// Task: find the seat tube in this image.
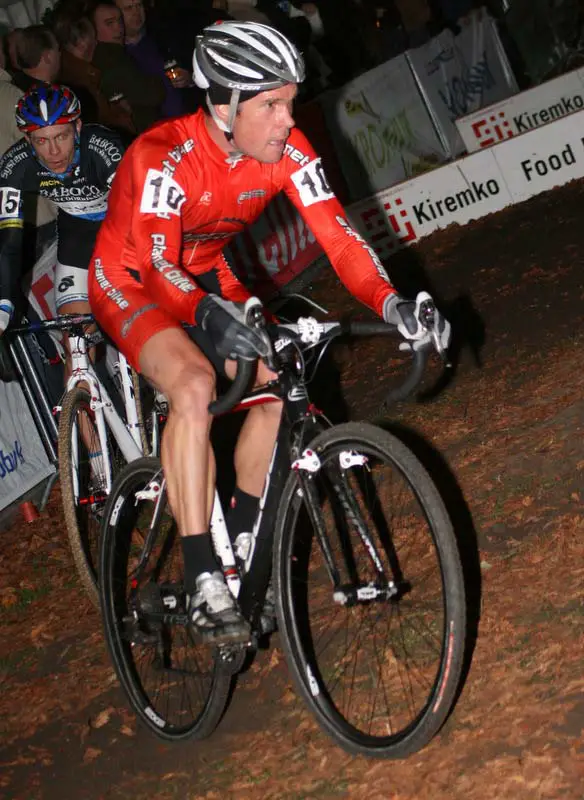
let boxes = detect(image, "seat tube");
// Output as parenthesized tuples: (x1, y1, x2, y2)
(210, 490, 240, 596)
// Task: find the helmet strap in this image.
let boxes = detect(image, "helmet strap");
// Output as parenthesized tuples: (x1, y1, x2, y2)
(206, 87, 241, 140)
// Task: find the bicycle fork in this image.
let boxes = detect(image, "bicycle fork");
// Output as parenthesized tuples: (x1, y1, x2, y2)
(292, 447, 400, 606)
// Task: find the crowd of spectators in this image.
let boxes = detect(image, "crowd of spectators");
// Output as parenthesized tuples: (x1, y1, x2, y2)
(0, 0, 494, 145)
(0, 0, 498, 253)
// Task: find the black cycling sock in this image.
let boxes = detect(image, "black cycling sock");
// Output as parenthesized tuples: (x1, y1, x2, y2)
(181, 533, 219, 596)
(226, 486, 260, 542)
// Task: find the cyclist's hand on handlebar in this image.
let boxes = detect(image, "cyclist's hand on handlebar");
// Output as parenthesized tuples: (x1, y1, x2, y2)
(195, 294, 270, 361)
(383, 291, 451, 354)
(0, 300, 14, 336)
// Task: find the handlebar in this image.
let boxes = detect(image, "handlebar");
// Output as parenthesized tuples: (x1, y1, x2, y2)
(343, 320, 431, 405)
(207, 305, 441, 417)
(208, 358, 256, 416)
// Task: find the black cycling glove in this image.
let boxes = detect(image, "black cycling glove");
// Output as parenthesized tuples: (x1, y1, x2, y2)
(195, 295, 269, 361)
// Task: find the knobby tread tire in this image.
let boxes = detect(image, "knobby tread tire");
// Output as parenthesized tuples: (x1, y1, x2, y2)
(58, 387, 107, 606)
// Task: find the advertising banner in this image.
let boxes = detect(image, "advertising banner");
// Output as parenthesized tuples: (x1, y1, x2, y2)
(347, 149, 511, 257)
(318, 55, 447, 202)
(407, 9, 518, 157)
(227, 193, 323, 296)
(0, 378, 55, 513)
(348, 108, 584, 253)
(456, 67, 584, 153)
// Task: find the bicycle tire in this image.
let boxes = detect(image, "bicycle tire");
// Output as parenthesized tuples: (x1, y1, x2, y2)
(274, 421, 466, 758)
(58, 387, 124, 606)
(131, 369, 164, 457)
(99, 457, 233, 740)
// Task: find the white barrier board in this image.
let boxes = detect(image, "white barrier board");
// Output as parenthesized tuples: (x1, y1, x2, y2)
(348, 107, 584, 253)
(0, 378, 55, 513)
(408, 11, 517, 157)
(456, 66, 584, 152)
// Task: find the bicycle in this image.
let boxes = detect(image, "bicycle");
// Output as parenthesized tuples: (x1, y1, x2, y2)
(98, 294, 466, 758)
(5, 313, 165, 606)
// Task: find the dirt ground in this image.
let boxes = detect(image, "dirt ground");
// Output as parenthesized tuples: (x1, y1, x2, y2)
(1, 176, 584, 800)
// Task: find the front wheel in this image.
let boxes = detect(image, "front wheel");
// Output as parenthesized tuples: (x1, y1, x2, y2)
(274, 422, 466, 758)
(99, 457, 233, 740)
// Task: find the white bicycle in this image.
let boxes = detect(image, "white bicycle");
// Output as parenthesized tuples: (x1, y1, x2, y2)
(8, 313, 165, 606)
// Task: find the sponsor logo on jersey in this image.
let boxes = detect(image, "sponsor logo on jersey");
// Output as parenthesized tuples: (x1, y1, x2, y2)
(0, 146, 28, 180)
(158, 139, 195, 178)
(200, 191, 212, 204)
(150, 233, 198, 294)
(94, 258, 129, 309)
(183, 218, 246, 244)
(336, 215, 390, 283)
(121, 303, 158, 338)
(237, 189, 266, 203)
(43, 184, 104, 201)
(88, 134, 123, 165)
(284, 143, 311, 167)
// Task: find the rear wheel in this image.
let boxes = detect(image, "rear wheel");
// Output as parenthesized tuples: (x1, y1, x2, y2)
(58, 387, 123, 606)
(274, 422, 466, 758)
(99, 457, 233, 740)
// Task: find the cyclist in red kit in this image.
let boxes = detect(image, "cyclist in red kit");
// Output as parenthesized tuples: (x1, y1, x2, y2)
(88, 21, 451, 644)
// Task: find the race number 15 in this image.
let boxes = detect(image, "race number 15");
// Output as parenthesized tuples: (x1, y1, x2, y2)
(0, 188, 21, 218)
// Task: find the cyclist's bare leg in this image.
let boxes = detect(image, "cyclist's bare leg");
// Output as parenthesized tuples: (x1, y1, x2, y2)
(225, 359, 282, 496)
(138, 327, 216, 535)
(139, 328, 250, 643)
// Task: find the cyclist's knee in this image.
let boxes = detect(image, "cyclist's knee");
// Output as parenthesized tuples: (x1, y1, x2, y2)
(167, 363, 216, 421)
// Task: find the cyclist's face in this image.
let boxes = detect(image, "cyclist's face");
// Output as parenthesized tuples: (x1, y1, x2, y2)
(230, 84, 297, 163)
(28, 122, 79, 173)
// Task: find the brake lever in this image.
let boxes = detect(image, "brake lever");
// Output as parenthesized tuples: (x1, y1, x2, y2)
(418, 295, 452, 368)
(244, 297, 276, 371)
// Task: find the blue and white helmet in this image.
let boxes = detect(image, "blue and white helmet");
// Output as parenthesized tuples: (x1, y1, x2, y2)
(16, 84, 81, 133)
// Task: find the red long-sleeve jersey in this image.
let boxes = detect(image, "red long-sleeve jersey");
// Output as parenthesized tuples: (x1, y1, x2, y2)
(89, 108, 395, 368)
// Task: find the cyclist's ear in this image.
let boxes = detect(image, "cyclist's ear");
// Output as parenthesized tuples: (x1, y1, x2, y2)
(213, 104, 231, 126)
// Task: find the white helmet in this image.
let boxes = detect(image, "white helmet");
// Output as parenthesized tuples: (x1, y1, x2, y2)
(193, 21, 305, 135)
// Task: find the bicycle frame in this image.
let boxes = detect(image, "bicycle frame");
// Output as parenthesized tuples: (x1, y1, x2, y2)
(62, 331, 143, 495)
(127, 312, 429, 636)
